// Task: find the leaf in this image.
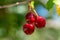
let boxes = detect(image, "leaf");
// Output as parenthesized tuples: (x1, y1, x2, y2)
(30, 1, 34, 8)
(46, 0, 54, 10)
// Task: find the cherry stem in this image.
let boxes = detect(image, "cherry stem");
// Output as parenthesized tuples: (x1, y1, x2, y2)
(32, 8, 38, 16)
(28, 2, 38, 17)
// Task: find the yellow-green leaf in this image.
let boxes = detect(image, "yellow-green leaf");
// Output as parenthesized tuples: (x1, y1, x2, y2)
(30, 1, 34, 8)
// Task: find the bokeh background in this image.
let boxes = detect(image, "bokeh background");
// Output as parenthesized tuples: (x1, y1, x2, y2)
(0, 0, 60, 40)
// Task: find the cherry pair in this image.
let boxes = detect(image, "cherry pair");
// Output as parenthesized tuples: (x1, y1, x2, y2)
(23, 11, 46, 35)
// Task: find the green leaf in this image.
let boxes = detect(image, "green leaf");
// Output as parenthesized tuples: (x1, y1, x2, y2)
(30, 1, 34, 8)
(46, 0, 54, 10)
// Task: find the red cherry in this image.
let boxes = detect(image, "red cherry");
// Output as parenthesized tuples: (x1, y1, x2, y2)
(25, 12, 35, 23)
(23, 23, 34, 35)
(35, 16, 46, 29)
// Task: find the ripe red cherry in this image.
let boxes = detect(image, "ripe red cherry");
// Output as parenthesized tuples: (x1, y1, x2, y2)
(25, 12, 35, 23)
(35, 16, 46, 29)
(23, 23, 34, 35)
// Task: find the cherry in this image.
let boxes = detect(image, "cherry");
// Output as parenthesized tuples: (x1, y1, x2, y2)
(25, 12, 35, 23)
(23, 23, 34, 35)
(35, 16, 46, 29)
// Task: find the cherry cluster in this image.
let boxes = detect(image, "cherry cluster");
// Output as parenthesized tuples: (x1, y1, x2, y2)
(23, 11, 46, 35)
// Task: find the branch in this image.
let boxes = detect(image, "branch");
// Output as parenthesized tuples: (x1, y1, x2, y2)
(0, 0, 32, 9)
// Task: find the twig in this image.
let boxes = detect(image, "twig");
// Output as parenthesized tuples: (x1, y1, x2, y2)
(0, 0, 32, 9)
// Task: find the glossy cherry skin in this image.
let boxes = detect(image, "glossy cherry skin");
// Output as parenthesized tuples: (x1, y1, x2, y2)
(25, 12, 35, 23)
(23, 23, 34, 35)
(35, 16, 46, 29)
